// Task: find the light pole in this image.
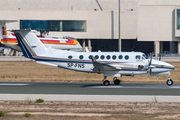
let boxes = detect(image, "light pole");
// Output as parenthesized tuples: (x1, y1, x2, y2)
(118, 0, 121, 52)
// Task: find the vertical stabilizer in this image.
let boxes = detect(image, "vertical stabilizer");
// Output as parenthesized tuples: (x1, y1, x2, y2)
(12, 30, 50, 58)
(0, 20, 18, 39)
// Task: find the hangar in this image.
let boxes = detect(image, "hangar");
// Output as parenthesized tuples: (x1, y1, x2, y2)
(0, 0, 180, 56)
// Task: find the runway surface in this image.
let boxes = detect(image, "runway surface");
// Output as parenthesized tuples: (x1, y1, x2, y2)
(1, 82, 180, 102)
(0, 82, 180, 95)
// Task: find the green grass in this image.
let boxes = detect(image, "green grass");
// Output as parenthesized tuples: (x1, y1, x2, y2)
(0, 111, 5, 117)
(24, 113, 31, 117)
(36, 98, 44, 103)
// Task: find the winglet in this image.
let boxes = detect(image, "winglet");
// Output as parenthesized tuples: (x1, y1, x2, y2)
(0, 20, 18, 38)
(0, 20, 18, 23)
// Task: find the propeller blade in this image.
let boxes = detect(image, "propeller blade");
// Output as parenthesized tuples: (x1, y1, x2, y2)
(159, 54, 161, 61)
(148, 71, 149, 80)
(149, 53, 152, 66)
(147, 53, 154, 80)
(147, 68, 152, 80)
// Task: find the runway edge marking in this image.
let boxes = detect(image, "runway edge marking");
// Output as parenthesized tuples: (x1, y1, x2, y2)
(0, 94, 180, 102)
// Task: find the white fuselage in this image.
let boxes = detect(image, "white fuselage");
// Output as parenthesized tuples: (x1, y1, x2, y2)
(12, 30, 175, 78)
(36, 51, 174, 77)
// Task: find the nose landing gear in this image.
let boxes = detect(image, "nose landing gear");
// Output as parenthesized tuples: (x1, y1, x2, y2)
(166, 72, 173, 86)
(166, 79, 173, 86)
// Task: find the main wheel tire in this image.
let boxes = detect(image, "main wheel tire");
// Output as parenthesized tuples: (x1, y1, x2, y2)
(166, 79, 173, 86)
(103, 80, 110, 86)
(114, 79, 120, 85)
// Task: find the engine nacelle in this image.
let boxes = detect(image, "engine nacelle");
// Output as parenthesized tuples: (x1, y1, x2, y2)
(151, 72, 169, 76)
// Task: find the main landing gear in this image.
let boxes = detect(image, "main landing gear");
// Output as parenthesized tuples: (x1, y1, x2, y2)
(102, 76, 121, 86)
(166, 72, 173, 86)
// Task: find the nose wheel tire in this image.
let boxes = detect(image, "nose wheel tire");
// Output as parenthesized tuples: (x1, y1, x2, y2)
(103, 80, 110, 86)
(166, 79, 173, 86)
(114, 79, 120, 85)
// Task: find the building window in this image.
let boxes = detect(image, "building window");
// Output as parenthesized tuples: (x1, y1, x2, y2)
(177, 9, 180, 29)
(20, 20, 86, 32)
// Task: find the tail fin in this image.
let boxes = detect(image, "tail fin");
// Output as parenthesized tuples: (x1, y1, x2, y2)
(11, 30, 50, 58)
(0, 20, 18, 39)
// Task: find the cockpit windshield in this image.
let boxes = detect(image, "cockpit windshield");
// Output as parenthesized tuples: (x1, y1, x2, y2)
(142, 54, 148, 59)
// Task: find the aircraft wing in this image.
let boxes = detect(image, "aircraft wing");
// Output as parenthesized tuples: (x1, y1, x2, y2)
(91, 55, 121, 71)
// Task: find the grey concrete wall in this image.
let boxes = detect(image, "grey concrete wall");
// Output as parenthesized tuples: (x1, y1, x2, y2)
(0, 10, 119, 39)
(0, 0, 118, 11)
(138, 0, 180, 41)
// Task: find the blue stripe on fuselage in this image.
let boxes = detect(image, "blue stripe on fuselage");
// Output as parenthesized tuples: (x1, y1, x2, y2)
(15, 33, 34, 58)
(35, 58, 173, 72)
(35, 58, 174, 70)
(155, 66, 174, 70)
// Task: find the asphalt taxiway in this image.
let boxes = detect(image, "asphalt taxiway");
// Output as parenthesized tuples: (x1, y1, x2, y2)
(0, 82, 180, 95)
(0, 82, 180, 102)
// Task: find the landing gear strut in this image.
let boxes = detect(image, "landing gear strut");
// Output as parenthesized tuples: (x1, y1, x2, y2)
(166, 72, 173, 86)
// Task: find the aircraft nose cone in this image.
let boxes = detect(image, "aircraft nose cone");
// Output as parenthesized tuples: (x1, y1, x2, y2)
(163, 62, 175, 71)
(169, 64, 175, 70)
(152, 59, 175, 71)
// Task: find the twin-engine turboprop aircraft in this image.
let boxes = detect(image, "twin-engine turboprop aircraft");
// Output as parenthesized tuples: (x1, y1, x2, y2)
(0, 20, 82, 53)
(12, 30, 175, 86)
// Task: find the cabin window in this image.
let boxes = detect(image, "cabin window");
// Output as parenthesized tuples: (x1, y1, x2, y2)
(142, 54, 148, 59)
(68, 55, 73, 59)
(101, 55, 105, 60)
(118, 55, 123, 59)
(95, 55, 99, 59)
(135, 55, 141, 60)
(89, 55, 92, 59)
(79, 55, 84, 59)
(112, 55, 116, 60)
(106, 55, 111, 60)
(125, 55, 129, 60)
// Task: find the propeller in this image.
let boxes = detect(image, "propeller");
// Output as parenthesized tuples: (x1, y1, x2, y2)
(147, 53, 153, 80)
(138, 53, 155, 79)
(159, 54, 161, 61)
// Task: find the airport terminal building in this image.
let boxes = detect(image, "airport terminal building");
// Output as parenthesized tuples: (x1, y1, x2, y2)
(1, 0, 180, 56)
